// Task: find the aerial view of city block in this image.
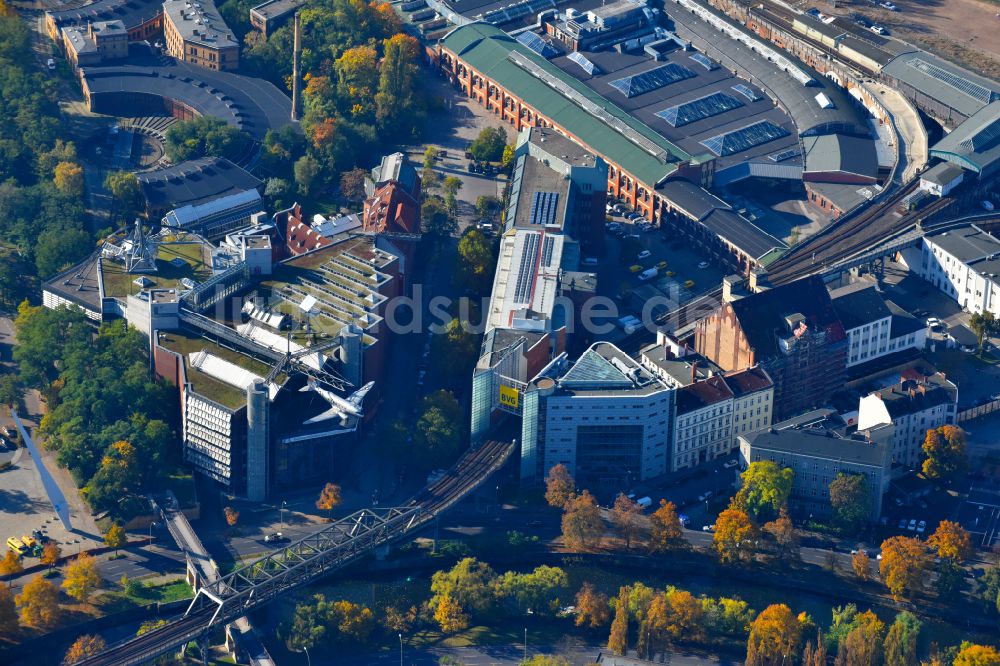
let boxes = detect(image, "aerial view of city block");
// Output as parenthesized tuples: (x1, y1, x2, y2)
(0, 0, 1000, 662)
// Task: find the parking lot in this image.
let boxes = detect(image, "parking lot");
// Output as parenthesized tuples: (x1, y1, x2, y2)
(957, 489, 1000, 552)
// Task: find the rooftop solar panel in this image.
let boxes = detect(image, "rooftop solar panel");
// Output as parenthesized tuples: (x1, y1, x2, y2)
(513, 233, 540, 304)
(567, 51, 601, 76)
(689, 53, 718, 71)
(516, 31, 561, 59)
(529, 191, 560, 226)
(609, 63, 696, 98)
(700, 120, 790, 156)
(656, 91, 743, 127)
(908, 57, 994, 105)
(541, 236, 555, 267)
(732, 83, 761, 102)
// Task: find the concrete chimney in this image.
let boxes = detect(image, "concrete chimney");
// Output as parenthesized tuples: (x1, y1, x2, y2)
(291, 12, 302, 122)
(690, 360, 698, 385)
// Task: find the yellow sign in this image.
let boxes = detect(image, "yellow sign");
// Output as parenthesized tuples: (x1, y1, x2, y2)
(499, 384, 519, 409)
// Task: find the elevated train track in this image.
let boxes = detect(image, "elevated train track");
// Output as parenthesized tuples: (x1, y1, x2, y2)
(76, 438, 516, 666)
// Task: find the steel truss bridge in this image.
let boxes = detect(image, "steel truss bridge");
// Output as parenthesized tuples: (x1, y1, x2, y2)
(76, 438, 516, 666)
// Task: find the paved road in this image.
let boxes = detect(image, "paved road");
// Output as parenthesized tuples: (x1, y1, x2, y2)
(320, 643, 731, 666)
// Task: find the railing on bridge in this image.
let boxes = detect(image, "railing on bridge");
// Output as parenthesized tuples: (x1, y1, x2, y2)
(188, 506, 423, 627)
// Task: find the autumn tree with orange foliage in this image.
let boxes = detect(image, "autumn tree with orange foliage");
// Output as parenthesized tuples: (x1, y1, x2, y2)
(852, 550, 872, 582)
(544, 464, 575, 509)
(316, 483, 342, 521)
(922, 425, 967, 482)
(953, 642, 1000, 666)
(561, 490, 603, 551)
(574, 582, 610, 629)
(927, 520, 973, 563)
(63, 634, 107, 664)
(879, 536, 931, 600)
(224, 506, 240, 529)
(16, 575, 61, 630)
(713, 507, 758, 564)
(745, 604, 802, 666)
(610, 493, 642, 550)
(648, 499, 684, 553)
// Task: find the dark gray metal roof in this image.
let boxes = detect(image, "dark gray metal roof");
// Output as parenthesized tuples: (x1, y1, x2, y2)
(80, 59, 293, 141)
(883, 51, 1000, 119)
(702, 208, 784, 261)
(659, 179, 729, 220)
(925, 224, 1000, 262)
(920, 161, 965, 186)
(929, 101, 1000, 175)
(666, 0, 869, 137)
(46, 0, 161, 31)
(802, 134, 878, 178)
(139, 157, 262, 211)
(829, 283, 890, 330)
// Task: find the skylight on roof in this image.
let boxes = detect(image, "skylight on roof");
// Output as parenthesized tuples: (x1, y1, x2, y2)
(732, 83, 762, 102)
(609, 63, 696, 98)
(656, 92, 743, 127)
(700, 120, 790, 156)
(567, 51, 600, 76)
(689, 53, 718, 71)
(516, 31, 561, 59)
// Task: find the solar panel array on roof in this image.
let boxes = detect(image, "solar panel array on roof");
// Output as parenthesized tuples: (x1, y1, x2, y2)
(732, 83, 761, 102)
(656, 91, 743, 127)
(567, 51, 601, 75)
(908, 57, 994, 105)
(529, 191, 560, 226)
(513, 233, 541, 304)
(541, 236, 556, 267)
(516, 31, 561, 59)
(689, 53, 718, 71)
(700, 120, 790, 156)
(768, 148, 801, 162)
(609, 63, 696, 98)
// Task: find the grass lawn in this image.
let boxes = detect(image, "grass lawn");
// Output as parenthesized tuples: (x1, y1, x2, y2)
(97, 579, 193, 614)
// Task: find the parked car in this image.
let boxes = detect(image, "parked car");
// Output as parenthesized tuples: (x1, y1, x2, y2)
(582, 257, 599, 267)
(629, 264, 643, 273)
(702, 524, 715, 532)
(898, 519, 907, 529)
(637, 250, 652, 260)
(656, 260, 668, 270)
(880, 1, 897, 10)
(678, 514, 690, 527)
(263, 532, 288, 543)
(47, 58, 56, 70)
(723, 459, 739, 469)
(907, 519, 917, 531)
(698, 261, 710, 269)
(870, 24, 887, 34)
(916, 520, 926, 534)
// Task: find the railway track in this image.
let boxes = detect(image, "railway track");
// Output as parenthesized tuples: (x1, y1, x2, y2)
(74, 439, 516, 666)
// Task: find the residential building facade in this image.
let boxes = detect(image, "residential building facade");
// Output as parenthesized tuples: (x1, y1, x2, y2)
(163, 0, 240, 71)
(916, 225, 1000, 316)
(739, 409, 893, 521)
(856, 373, 958, 468)
(672, 376, 733, 471)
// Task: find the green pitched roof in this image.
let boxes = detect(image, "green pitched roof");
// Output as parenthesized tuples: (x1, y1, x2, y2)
(441, 23, 691, 187)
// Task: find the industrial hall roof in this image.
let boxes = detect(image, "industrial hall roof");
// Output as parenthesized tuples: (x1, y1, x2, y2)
(440, 22, 693, 188)
(139, 157, 262, 212)
(929, 101, 1000, 175)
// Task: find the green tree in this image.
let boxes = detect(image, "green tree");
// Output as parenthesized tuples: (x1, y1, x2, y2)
(921, 425, 967, 482)
(0, 373, 21, 408)
(475, 195, 500, 221)
(283, 596, 326, 652)
(468, 127, 507, 162)
(375, 34, 424, 136)
(103, 523, 126, 554)
(104, 170, 141, 218)
(701, 597, 754, 637)
(977, 564, 1000, 615)
(456, 229, 494, 294)
(495, 565, 568, 615)
(294, 154, 321, 196)
(735, 461, 793, 521)
(415, 390, 463, 466)
(969, 311, 998, 356)
(53, 162, 84, 197)
(164, 116, 249, 162)
(430, 558, 496, 616)
(422, 197, 457, 239)
(34, 224, 92, 278)
(883, 611, 921, 666)
(441, 176, 462, 215)
(828, 473, 872, 534)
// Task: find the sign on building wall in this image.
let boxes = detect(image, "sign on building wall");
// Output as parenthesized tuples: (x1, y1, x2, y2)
(499, 384, 520, 410)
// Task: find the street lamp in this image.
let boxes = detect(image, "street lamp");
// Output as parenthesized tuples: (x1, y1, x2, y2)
(398, 633, 403, 666)
(148, 521, 158, 541)
(280, 501, 287, 529)
(523, 627, 527, 663)
(301, 646, 311, 666)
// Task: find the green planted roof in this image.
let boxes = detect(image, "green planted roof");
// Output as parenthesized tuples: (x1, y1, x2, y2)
(442, 23, 692, 187)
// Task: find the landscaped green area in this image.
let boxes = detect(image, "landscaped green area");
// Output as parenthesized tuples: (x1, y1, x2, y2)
(100, 240, 211, 299)
(157, 329, 281, 409)
(97, 579, 193, 615)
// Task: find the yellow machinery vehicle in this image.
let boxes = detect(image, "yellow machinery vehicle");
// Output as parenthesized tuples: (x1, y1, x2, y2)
(6, 537, 27, 556)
